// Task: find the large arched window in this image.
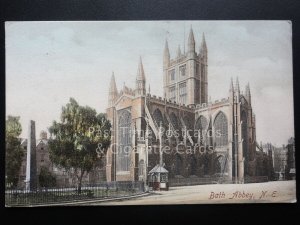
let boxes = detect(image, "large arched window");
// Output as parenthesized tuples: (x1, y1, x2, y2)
(117, 109, 131, 172)
(170, 112, 180, 130)
(169, 112, 181, 141)
(195, 116, 208, 144)
(138, 160, 145, 176)
(214, 112, 228, 147)
(241, 110, 248, 172)
(183, 116, 193, 130)
(153, 108, 164, 127)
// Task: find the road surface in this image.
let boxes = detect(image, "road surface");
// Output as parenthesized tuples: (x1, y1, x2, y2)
(80, 180, 296, 205)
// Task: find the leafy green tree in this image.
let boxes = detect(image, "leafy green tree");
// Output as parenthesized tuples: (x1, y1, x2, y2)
(5, 116, 24, 188)
(39, 166, 56, 188)
(48, 98, 111, 193)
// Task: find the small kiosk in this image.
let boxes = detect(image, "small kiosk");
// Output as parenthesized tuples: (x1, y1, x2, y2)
(148, 164, 169, 191)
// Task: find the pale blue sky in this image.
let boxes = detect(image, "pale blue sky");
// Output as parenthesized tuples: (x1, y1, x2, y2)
(6, 21, 294, 146)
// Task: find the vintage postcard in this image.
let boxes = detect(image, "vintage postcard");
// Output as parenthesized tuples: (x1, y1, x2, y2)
(5, 21, 296, 206)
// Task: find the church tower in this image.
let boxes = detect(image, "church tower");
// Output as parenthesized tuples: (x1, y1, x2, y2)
(163, 27, 208, 106)
(135, 57, 146, 96)
(108, 72, 118, 107)
(199, 33, 208, 104)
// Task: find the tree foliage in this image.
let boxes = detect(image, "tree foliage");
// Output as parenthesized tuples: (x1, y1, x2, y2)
(5, 116, 24, 188)
(48, 98, 111, 192)
(39, 166, 56, 188)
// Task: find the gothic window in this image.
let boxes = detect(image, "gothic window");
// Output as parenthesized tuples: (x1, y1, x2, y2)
(214, 112, 228, 147)
(195, 116, 208, 130)
(183, 116, 192, 130)
(241, 96, 247, 106)
(153, 108, 164, 127)
(241, 110, 248, 170)
(195, 116, 208, 144)
(138, 160, 145, 176)
(179, 82, 187, 104)
(179, 64, 186, 76)
(169, 86, 176, 102)
(170, 112, 180, 131)
(117, 109, 131, 172)
(169, 69, 175, 81)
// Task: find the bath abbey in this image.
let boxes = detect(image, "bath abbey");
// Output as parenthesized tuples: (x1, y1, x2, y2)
(106, 27, 257, 184)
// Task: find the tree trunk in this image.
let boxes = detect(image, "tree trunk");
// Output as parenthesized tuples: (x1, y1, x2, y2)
(77, 170, 85, 194)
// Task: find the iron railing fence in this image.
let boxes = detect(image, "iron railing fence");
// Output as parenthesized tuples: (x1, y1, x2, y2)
(244, 176, 269, 183)
(169, 176, 269, 186)
(169, 177, 222, 187)
(5, 181, 145, 207)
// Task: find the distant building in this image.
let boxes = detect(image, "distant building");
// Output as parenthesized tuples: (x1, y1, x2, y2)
(260, 141, 292, 181)
(286, 137, 295, 180)
(18, 131, 106, 188)
(259, 143, 276, 180)
(272, 145, 287, 180)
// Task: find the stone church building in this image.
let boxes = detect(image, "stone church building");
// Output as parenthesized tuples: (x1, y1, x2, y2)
(106, 27, 257, 184)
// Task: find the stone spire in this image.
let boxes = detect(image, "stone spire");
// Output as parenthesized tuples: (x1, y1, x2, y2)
(235, 77, 240, 100)
(201, 33, 207, 51)
(163, 39, 170, 68)
(229, 77, 234, 103)
(245, 82, 251, 105)
(200, 32, 207, 59)
(137, 56, 146, 81)
(235, 77, 240, 93)
(135, 56, 146, 96)
(108, 72, 118, 107)
(229, 77, 234, 92)
(177, 45, 182, 58)
(187, 26, 195, 54)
